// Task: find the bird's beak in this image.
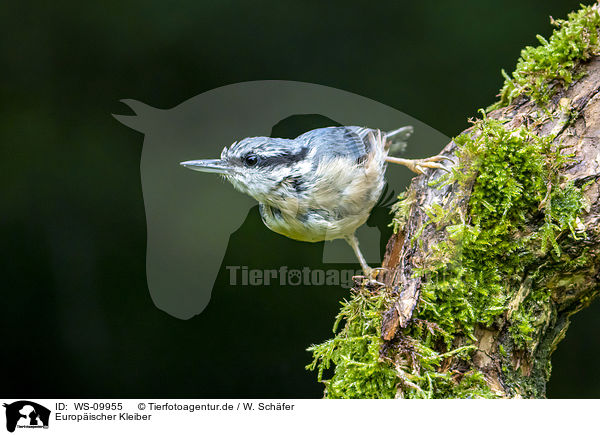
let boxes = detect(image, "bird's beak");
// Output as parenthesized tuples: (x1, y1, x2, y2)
(180, 159, 232, 174)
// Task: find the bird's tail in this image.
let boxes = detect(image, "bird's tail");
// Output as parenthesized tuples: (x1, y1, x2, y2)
(384, 126, 413, 155)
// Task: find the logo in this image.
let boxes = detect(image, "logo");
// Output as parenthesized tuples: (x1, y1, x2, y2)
(3, 401, 50, 432)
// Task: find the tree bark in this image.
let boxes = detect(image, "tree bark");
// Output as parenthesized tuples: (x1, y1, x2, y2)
(379, 52, 600, 397)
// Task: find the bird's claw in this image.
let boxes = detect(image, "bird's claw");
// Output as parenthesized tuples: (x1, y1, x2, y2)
(352, 267, 387, 289)
(386, 154, 455, 174)
(365, 267, 387, 279)
(412, 155, 454, 175)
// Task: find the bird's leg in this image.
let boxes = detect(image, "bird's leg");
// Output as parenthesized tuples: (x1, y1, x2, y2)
(385, 155, 453, 175)
(345, 233, 380, 280)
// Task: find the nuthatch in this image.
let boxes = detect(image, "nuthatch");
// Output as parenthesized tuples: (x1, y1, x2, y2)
(181, 126, 449, 276)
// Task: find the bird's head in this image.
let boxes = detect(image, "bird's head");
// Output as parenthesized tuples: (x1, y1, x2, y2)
(181, 137, 311, 201)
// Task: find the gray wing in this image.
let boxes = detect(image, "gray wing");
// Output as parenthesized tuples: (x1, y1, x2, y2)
(295, 126, 375, 164)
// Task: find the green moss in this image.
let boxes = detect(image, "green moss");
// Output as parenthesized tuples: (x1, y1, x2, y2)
(495, 336, 552, 397)
(418, 120, 535, 340)
(306, 287, 398, 399)
(409, 115, 583, 395)
(391, 323, 498, 399)
(421, 115, 582, 343)
(427, 371, 497, 399)
(489, 4, 600, 110)
(499, 344, 507, 357)
(508, 309, 537, 348)
(390, 188, 415, 234)
(307, 286, 497, 398)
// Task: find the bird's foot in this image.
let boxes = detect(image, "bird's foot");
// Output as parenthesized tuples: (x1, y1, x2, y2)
(353, 267, 387, 289)
(411, 155, 453, 175)
(369, 267, 387, 279)
(386, 155, 454, 175)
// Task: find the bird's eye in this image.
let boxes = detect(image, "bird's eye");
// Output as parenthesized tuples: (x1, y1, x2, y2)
(244, 153, 259, 167)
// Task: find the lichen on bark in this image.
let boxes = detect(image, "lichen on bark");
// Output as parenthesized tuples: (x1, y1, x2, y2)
(307, 2, 600, 398)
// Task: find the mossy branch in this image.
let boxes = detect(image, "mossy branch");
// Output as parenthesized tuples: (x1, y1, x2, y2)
(308, 2, 600, 398)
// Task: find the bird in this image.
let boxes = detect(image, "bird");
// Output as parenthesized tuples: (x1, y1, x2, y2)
(180, 126, 449, 277)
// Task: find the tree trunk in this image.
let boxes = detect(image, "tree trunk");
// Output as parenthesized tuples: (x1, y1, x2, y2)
(307, 2, 600, 398)
(379, 21, 600, 397)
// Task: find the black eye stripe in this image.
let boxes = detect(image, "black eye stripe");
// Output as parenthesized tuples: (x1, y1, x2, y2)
(238, 147, 309, 168)
(258, 147, 309, 168)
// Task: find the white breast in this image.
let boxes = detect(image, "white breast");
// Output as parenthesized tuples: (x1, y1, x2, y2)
(259, 131, 388, 242)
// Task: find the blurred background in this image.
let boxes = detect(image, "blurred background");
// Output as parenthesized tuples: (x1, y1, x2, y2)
(1, 0, 597, 398)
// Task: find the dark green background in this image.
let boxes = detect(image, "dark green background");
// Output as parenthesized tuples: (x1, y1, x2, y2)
(2, 0, 597, 398)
